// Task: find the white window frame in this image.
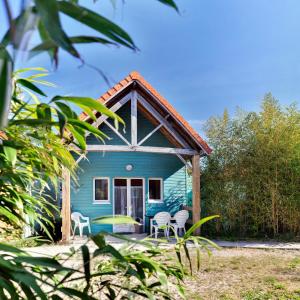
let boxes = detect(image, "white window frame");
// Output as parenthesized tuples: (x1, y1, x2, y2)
(148, 178, 163, 203)
(93, 177, 110, 204)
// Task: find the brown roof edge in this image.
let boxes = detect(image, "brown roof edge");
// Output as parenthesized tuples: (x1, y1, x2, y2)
(79, 71, 212, 155)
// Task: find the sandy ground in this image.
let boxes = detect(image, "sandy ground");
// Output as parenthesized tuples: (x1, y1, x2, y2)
(23, 235, 300, 257)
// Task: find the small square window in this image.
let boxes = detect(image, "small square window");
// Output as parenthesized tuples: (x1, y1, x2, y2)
(148, 178, 163, 202)
(94, 178, 110, 203)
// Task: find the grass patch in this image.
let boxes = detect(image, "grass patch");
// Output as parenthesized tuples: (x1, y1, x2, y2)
(185, 248, 300, 300)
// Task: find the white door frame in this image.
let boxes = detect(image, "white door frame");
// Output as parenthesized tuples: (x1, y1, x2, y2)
(113, 177, 145, 231)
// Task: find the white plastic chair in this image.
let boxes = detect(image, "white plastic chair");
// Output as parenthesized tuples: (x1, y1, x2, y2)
(151, 212, 171, 238)
(171, 210, 189, 236)
(71, 212, 91, 238)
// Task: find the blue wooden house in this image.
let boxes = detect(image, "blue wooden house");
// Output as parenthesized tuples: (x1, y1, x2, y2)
(61, 72, 212, 239)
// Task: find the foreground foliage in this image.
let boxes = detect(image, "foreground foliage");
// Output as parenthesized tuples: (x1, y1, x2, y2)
(0, 217, 218, 299)
(202, 93, 300, 238)
(0, 68, 121, 234)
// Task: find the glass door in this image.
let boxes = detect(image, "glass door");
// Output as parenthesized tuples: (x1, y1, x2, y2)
(113, 178, 144, 233)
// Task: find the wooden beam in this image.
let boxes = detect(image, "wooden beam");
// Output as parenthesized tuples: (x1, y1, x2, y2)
(103, 119, 130, 145)
(131, 90, 138, 146)
(76, 154, 85, 164)
(192, 154, 201, 235)
(61, 168, 71, 243)
(136, 82, 209, 154)
(176, 153, 192, 170)
(86, 93, 131, 138)
(138, 123, 163, 146)
(137, 95, 190, 149)
(85, 144, 197, 155)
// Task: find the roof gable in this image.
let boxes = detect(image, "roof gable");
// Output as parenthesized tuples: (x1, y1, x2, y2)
(80, 71, 212, 155)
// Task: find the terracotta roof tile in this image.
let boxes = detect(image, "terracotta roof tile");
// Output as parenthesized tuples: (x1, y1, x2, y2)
(79, 71, 212, 154)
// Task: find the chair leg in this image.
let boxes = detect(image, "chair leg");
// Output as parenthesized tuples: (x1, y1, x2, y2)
(79, 226, 83, 238)
(88, 224, 91, 235)
(154, 227, 158, 239)
(72, 225, 77, 239)
(164, 228, 168, 238)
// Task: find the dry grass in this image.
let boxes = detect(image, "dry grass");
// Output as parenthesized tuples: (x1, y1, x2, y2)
(184, 248, 300, 300)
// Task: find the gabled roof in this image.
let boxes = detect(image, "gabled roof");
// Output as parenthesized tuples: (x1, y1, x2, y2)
(80, 71, 212, 155)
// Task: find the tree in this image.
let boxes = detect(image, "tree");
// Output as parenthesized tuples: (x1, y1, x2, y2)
(202, 94, 300, 238)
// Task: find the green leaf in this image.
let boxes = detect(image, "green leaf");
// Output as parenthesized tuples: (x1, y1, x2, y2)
(58, 1, 137, 50)
(34, 0, 79, 58)
(0, 278, 18, 299)
(1, 7, 38, 49)
(30, 35, 117, 59)
(67, 124, 86, 150)
(55, 101, 77, 119)
(51, 96, 123, 126)
(14, 256, 66, 270)
(37, 20, 59, 66)
(158, 0, 179, 12)
(0, 46, 13, 129)
(93, 215, 138, 225)
(81, 245, 91, 286)
(68, 118, 108, 140)
(14, 67, 47, 75)
(9, 119, 58, 127)
(3, 146, 17, 166)
(56, 110, 67, 138)
(57, 287, 97, 300)
(36, 103, 52, 121)
(184, 215, 219, 238)
(0, 242, 26, 254)
(16, 79, 46, 96)
(91, 233, 106, 249)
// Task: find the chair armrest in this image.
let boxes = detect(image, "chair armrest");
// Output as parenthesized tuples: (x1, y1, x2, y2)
(80, 216, 90, 221)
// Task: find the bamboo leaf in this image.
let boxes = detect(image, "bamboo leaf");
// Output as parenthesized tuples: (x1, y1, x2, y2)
(16, 79, 46, 96)
(3, 146, 17, 166)
(93, 215, 138, 225)
(30, 35, 117, 59)
(184, 215, 219, 238)
(34, 0, 79, 58)
(158, 0, 179, 12)
(0, 46, 13, 129)
(81, 245, 91, 286)
(67, 118, 108, 140)
(58, 1, 137, 50)
(51, 96, 124, 126)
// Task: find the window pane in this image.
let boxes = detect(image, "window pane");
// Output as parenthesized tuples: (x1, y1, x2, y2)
(95, 179, 108, 201)
(149, 179, 161, 200)
(131, 179, 143, 187)
(114, 179, 127, 186)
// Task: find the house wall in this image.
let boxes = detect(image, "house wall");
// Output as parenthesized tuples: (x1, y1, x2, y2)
(71, 102, 192, 234)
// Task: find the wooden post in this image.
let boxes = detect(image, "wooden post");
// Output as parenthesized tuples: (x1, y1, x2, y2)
(131, 90, 137, 146)
(192, 154, 201, 235)
(61, 167, 71, 243)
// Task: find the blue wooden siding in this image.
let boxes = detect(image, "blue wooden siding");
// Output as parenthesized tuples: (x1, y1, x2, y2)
(71, 103, 192, 234)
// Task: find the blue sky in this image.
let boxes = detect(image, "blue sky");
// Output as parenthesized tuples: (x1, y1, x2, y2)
(7, 0, 300, 133)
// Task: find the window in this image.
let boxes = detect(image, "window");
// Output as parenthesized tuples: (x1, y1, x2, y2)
(148, 178, 163, 202)
(93, 178, 110, 203)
